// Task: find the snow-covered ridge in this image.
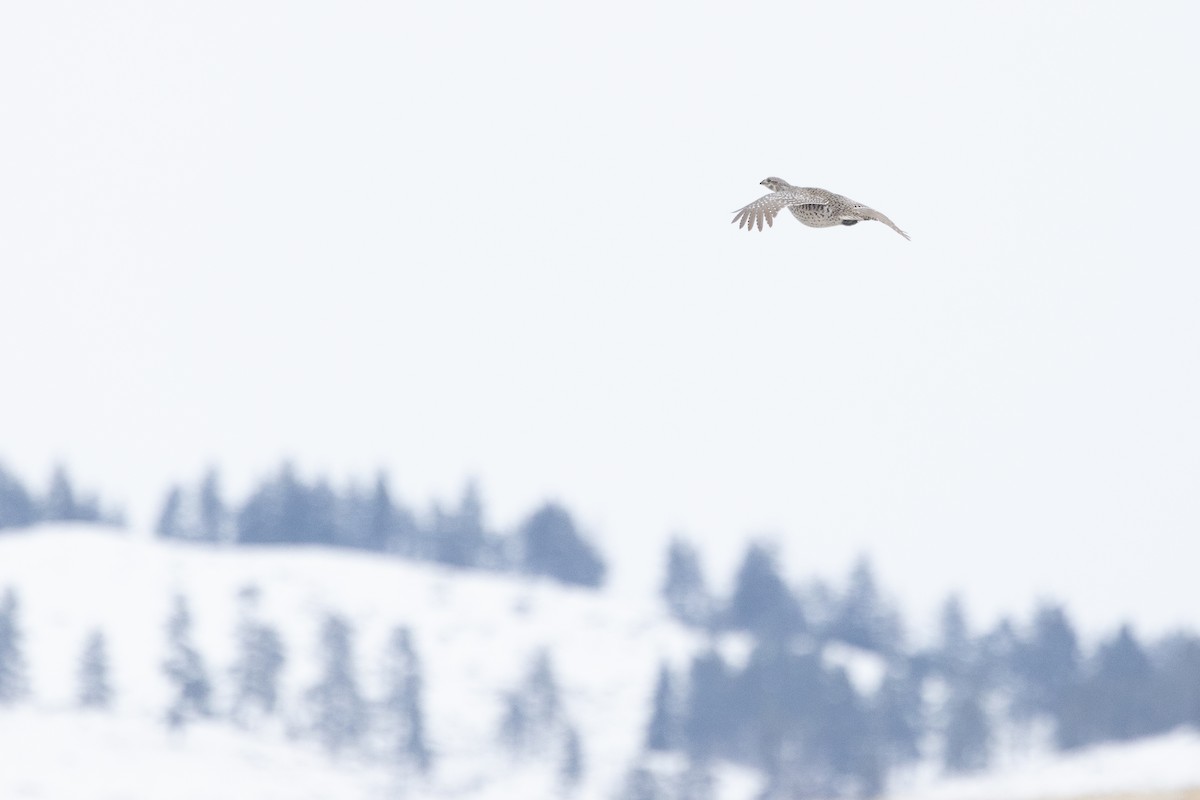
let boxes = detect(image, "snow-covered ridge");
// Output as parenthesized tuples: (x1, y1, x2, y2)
(0, 524, 703, 798)
(2, 525, 1199, 800)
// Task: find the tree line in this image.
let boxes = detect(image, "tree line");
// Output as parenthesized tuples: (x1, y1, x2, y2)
(636, 538, 1200, 798)
(0, 462, 121, 529)
(157, 465, 607, 589)
(0, 458, 606, 589)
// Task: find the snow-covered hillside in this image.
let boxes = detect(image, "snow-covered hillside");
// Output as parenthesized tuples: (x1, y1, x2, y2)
(0, 524, 722, 799)
(888, 728, 1200, 800)
(1, 525, 1198, 800)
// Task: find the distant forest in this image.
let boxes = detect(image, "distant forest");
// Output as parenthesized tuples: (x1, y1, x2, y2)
(0, 462, 122, 529)
(0, 460, 606, 588)
(2, 459, 1199, 798)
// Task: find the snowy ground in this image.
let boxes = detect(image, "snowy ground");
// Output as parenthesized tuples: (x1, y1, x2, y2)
(1, 525, 1198, 800)
(0, 525, 741, 799)
(888, 728, 1200, 800)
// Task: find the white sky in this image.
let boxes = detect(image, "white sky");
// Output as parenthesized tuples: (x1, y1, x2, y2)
(2, 2, 1199, 639)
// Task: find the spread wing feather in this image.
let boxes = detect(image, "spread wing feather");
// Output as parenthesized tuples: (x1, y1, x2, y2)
(731, 190, 829, 232)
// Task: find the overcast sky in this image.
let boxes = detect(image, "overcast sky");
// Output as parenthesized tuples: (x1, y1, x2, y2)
(2, 2, 1198, 639)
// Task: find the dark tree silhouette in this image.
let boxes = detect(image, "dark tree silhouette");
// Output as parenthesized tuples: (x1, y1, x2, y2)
(661, 537, 712, 627)
(0, 588, 29, 705)
(645, 662, 679, 752)
(162, 595, 213, 728)
(229, 587, 286, 725)
(78, 629, 113, 710)
(381, 626, 432, 772)
(519, 503, 606, 588)
(728, 542, 804, 636)
(307, 613, 367, 753)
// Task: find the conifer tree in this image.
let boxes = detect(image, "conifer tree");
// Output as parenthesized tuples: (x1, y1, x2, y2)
(307, 613, 367, 753)
(43, 465, 81, 521)
(1013, 603, 1080, 720)
(163, 595, 213, 728)
(229, 587, 286, 725)
(829, 557, 903, 654)
(0, 464, 36, 530)
(683, 649, 736, 761)
(381, 626, 432, 772)
(728, 542, 803, 636)
(525, 649, 560, 727)
(645, 663, 678, 751)
(942, 687, 991, 773)
(936, 595, 973, 680)
(0, 588, 29, 705)
(499, 648, 564, 758)
(871, 667, 923, 765)
(198, 468, 228, 542)
(156, 487, 184, 539)
(432, 481, 487, 568)
(661, 537, 712, 627)
(78, 629, 113, 709)
(560, 724, 584, 790)
(518, 503, 606, 588)
(499, 691, 531, 755)
(362, 474, 418, 553)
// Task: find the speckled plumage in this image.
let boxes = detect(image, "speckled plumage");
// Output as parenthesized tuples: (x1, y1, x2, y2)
(732, 177, 909, 240)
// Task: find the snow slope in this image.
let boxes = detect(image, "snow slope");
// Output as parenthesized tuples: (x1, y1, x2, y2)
(0, 524, 725, 799)
(888, 729, 1200, 800)
(1, 525, 1198, 800)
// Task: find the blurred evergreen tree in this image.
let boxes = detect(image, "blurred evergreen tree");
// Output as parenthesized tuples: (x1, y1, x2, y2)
(525, 649, 561, 730)
(977, 617, 1019, 690)
(727, 542, 804, 637)
(1012, 603, 1080, 721)
(518, 502, 606, 588)
(229, 586, 286, 726)
(307, 613, 368, 753)
(942, 687, 991, 773)
(683, 649, 737, 762)
(1151, 633, 1200, 730)
(828, 557, 903, 654)
(156, 468, 230, 542)
(198, 468, 229, 542)
(0, 464, 36, 530)
(237, 464, 337, 545)
(163, 595, 213, 728)
(43, 465, 81, 521)
(156, 486, 184, 539)
(645, 662, 679, 752)
(41, 465, 102, 523)
(560, 723, 584, 790)
(661, 537, 713, 628)
(499, 648, 566, 758)
(934, 595, 973, 681)
(364, 473, 418, 553)
(871, 665, 923, 766)
(0, 588, 29, 705)
(431, 481, 488, 568)
(1059, 625, 1156, 748)
(499, 691, 531, 755)
(381, 626, 431, 773)
(78, 629, 113, 710)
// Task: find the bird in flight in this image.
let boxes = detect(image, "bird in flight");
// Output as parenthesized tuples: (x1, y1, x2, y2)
(732, 177, 909, 240)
